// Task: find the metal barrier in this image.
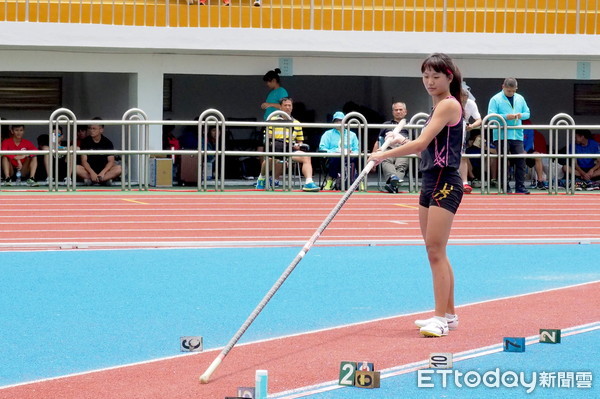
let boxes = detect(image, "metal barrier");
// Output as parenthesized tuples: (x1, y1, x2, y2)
(122, 108, 149, 192)
(198, 109, 227, 192)
(1, 109, 599, 194)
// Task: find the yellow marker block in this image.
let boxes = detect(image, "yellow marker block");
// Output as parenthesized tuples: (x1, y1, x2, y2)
(122, 199, 149, 205)
(393, 203, 419, 209)
(355, 371, 380, 388)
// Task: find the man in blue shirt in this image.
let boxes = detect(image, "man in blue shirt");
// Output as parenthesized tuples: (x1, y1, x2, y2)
(563, 130, 600, 188)
(488, 77, 531, 194)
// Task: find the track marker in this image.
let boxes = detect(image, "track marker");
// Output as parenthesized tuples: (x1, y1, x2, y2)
(255, 370, 268, 399)
(393, 204, 419, 209)
(429, 353, 453, 369)
(539, 328, 561, 343)
(180, 336, 203, 352)
(503, 337, 526, 352)
(121, 199, 149, 205)
(237, 386, 255, 397)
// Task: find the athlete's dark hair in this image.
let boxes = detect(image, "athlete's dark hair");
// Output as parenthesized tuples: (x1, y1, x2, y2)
(421, 53, 463, 104)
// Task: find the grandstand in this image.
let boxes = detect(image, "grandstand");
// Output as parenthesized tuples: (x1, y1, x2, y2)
(0, 1, 598, 190)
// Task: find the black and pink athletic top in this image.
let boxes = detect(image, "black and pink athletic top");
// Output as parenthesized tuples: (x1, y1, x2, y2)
(420, 96, 464, 173)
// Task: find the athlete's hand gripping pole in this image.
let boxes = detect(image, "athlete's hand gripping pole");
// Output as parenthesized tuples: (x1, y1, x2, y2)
(199, 119, 407, 384)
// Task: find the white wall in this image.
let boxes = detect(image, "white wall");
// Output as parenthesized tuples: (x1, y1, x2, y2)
(0, 22, 599, 148)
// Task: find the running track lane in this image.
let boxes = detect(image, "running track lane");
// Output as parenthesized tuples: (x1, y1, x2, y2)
(1, 281, 598, 399)
(0, 194, 599, 247)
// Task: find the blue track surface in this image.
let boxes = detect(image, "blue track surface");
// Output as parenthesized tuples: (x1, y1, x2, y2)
(1, 244, 599, 388)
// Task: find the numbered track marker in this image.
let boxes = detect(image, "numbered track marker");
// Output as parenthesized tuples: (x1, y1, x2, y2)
(503, 337, 526, 352)
(339, 361, 357, 386)
(429, 353, 453, 369)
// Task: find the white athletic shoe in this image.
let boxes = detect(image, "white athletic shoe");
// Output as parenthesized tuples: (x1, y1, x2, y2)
(419, 318, 449, 338)
(415, 314, 458, 330)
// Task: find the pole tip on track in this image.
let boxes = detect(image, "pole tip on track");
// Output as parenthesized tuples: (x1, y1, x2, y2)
(199, 374, 210, 384)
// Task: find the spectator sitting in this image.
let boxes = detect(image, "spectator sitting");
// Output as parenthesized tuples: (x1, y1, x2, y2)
(179, 116, 199, 150)
(522, 120, 549, 189)
(163, 123, 181, 183)
(38, 126, 70, 184)
(255, 97, 319, 192)
(76, 118, 122, 186)
(76, 125, 88, 147)
(319, 111, 360, 191)
(563, 129, 600, 190)
(374, 101, 410, 193)
(1, 124, 39, 186)
(460, 87, 482, 193)
(202, 126, 219, 180)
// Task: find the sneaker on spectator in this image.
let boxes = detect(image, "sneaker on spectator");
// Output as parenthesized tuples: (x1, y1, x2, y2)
(255, 178, 266, 190)
(515, 186, 530, 195)
(536, 180, 548, 190)
(84, 178, 93, 186)
(253, 0, 261, 5)
(575, 181, 584, 191)
(323, 177, 334, 191)
(415, 314, 459, 331)
(471, 178, 481, 188)
(102, 179, 113, 187)
(418, 317, 449, 337)
(198, 0, 207, 4)
(491, 178, 498, 187)
(389, 175, 401, 193)
(26, 178, 39, 187)
(463, 183, 472, 194)
(302, 181, 320, 192)
(223, 0, 230, 4)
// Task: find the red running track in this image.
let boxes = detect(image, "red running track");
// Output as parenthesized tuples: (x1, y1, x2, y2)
(1, 281, 598, 399)
(0, 193, 599, 248)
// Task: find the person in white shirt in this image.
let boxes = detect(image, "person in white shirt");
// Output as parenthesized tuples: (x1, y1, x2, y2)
(459, 87, 482, 193)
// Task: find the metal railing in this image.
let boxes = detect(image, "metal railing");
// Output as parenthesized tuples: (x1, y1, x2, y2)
(1, 0, 598, 33)
(1, 108, 599, 194)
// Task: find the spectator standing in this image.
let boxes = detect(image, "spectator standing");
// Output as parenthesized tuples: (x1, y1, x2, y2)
(261, 68, 288, 121)
(373, 102, 411, 193)
(1, 124, 39, 186)
(76, 118, 122, 186)
(488, 77, 531, 194)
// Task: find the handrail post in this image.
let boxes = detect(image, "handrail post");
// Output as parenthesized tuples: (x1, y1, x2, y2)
(198, 109, 227, 192)
(122, 108, 149, 191)
(339, 112, 367, 191)
(49, 108, 77, 192)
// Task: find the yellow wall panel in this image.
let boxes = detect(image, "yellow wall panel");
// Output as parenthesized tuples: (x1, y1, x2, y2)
(0, 1, 596, 33)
